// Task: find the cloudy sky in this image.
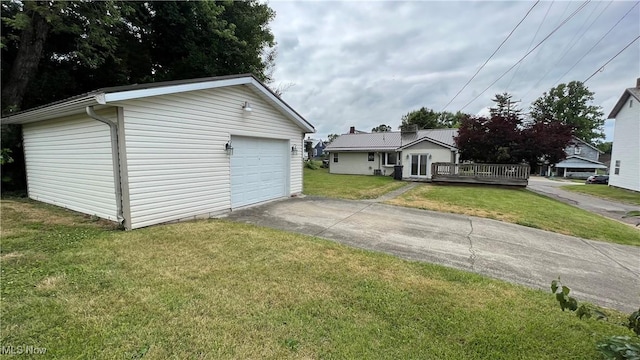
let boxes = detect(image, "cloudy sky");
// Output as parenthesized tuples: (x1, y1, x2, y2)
(268, 0, 640, 142)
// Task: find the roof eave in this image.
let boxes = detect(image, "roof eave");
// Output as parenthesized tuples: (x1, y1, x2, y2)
(103, 75, 314, 133)
(398, 136, 457, 150)
(1, 94, 102, 125)
(325, 147, 398, 152)
(572, 136, 603, 154)
(561, 155, 606, 165)
(1, 74, 315, 133)
(607, 88, 639, 118)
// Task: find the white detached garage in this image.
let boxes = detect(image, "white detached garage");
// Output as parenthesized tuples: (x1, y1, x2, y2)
(2, 74, 315, 229)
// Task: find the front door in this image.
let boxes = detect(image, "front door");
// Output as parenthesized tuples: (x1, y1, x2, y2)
(410, 154, 429, 177)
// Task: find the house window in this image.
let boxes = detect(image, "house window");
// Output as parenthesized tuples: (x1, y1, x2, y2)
(382, 152, 397, 165)
(630, 99, 634, 108)
(614, 160, 620, 175)
(573, 146, 581, 155)
(333, 153, 339, 163)
(368, 152, 374, 161)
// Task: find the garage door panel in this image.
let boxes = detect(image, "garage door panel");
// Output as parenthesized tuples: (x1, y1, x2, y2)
(231, 136, 288, 207)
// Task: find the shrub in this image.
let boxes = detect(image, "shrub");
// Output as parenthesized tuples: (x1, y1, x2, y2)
(597, 336, 640, 360)
(305, 161, 319, 170)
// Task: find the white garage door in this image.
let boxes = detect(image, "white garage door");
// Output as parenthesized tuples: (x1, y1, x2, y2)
(230, 136, 288, 208)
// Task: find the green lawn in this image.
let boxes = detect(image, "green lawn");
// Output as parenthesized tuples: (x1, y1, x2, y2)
(387, 185, 640, 246)
(303, 167, 405, 199)
(1, 198, 634, 359)
(562, 185, 640, 205)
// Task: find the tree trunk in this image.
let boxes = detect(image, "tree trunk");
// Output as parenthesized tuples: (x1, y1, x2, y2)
(1, 8, 50, 112)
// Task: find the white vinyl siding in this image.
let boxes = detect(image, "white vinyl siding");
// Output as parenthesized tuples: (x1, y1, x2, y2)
(329, 152, 386, 175)
(401, 140, 454, 179)
(119, 85, 304, 229)
(22, 111, 118, 220)
(609, 98, 640, 191)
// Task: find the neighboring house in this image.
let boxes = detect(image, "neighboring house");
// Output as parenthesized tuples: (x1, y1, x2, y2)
(1, 74, 314, 230)
(303, 138, 326, 159)
(324, 128, 458, 179)
(607, 78, 640, 192)
(314, 140, 327, 157)
(543, 137, 606, 178)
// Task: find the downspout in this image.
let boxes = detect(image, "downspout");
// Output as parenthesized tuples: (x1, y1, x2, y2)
(86, 106, 125, 225)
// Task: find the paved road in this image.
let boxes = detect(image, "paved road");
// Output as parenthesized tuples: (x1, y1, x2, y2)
(226, 197, 640, 312)
(527, 176, 640, 226)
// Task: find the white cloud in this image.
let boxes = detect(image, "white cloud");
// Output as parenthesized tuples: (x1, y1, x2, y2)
(270, 0, 639, 141)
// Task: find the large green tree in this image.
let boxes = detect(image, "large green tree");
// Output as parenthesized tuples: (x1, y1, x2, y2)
(490, 93, 522, 118)
(371, 124, 392, 132)
(1, 0, 276, 113)
(326, 134, 339, 144)
(1, 1, 127, 111)
(530, 81, 604, 143)
(1, 0, 276, 192)
(399, 107, 466, 131)
(455, 93, 573, 168)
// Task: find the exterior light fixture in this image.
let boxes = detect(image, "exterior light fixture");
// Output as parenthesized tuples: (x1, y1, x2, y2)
(242, 101, 252, 112)
(291, 145, 298, 154)
(225, 141, 234, 155)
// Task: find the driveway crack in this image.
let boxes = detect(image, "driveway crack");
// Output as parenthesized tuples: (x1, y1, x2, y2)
(467, 218, 477, 270)
(314, 203, 373, 237)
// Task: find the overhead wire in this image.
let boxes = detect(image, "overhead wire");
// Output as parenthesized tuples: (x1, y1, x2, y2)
(440, 0, 540, 112)
(457, 0, 590, 112)
(505, 0, 555, 92)
(553, 1, 639, 86)
(583, 35, 640, 83)
(522, 0, 613, 101)
(518, 1, 573, 81)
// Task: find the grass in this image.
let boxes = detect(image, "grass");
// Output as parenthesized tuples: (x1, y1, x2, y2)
(303, 167, 405, 199)
(387, 184, 640, 246)
(561, 185, 640, 205)
(1, 198, 635, 359)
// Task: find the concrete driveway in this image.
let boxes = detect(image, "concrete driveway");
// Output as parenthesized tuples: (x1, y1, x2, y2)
(528, 176, 639, 226)
(226, 196, 640, 312)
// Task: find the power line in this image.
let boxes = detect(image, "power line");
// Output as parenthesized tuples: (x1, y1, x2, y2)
(583, 35, 640, 83)
(553, 1, 639, 86)
(458, 0, 590, 112)
(518, 1, 573, 85)
(505, 0, 555, 92)
(440, 0, 540, 112)
(522, 0, 613, 100)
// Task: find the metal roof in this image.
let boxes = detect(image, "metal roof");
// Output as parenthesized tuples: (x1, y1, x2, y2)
(556, 155, 607, 169)
(325, 128, 458, 152)
(1, 74, 315, 133)
(608, 87, 640, 119)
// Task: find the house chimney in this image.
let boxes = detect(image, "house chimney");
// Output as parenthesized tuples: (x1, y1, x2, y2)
(636, 78, 640, 88)
(349, 126, 355, 134)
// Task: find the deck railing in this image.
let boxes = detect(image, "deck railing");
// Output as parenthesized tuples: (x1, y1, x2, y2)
(431, 163, 530, 185)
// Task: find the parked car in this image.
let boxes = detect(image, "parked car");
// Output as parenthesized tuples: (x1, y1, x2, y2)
(585, 175, 609, 184)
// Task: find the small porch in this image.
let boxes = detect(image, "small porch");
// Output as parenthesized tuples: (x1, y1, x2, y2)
(554, 156, 608, 179)
(431, 163, 530, 186)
